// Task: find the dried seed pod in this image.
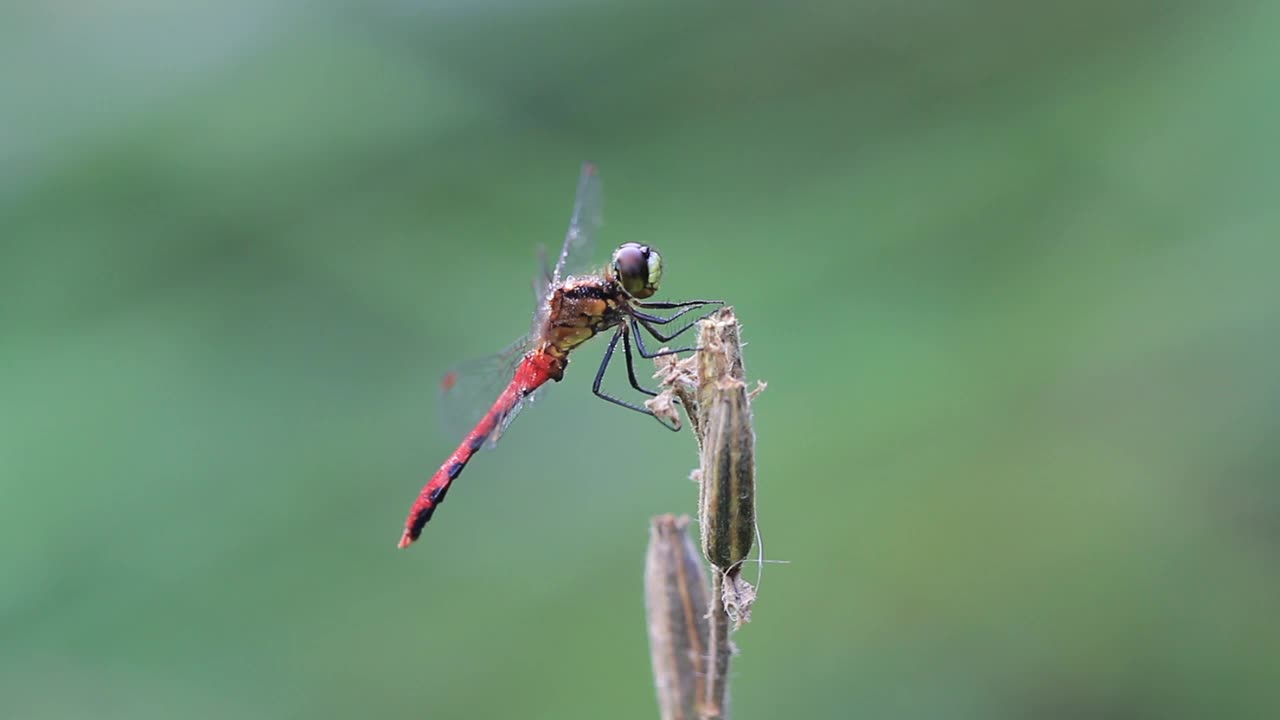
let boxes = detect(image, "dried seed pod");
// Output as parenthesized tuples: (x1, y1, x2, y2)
(650, 352, 701, 442)
(699, 382, 756, 569)
(694, 310, 746, 433)
(694, 310, 757, 571)
(645, 515, 714, 720)
(646, 308, 762, 720)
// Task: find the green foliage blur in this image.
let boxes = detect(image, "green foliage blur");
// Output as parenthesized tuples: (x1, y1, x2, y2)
(4, 2, 1278, 718)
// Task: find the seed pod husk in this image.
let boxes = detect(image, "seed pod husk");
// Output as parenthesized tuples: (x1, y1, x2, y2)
(645, 515, 712, 720)
(699, 382, 755, 569)
(694, 311, 756, 570)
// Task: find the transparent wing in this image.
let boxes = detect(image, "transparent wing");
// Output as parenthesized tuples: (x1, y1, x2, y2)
(532, 163, 605, 330)
(532, 244, 554, 314)
(437, 165, 598, 448)
(437, 337, 541, 449)
(552, 162, 604, 285)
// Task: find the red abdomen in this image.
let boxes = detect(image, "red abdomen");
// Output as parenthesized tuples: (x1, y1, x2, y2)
(399, 351, 564, 548)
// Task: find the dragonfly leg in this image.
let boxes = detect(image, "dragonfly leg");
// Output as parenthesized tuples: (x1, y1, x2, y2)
(634, 308, 720, 344)
(621, 325, 659, 396)
(593, 327, 679, 430)
(633, 299, 723, 310)
(629, 299, 723, 325)
(630, 318, 696, 358)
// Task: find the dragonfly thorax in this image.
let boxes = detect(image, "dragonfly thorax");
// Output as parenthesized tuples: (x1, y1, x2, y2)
(540, 276, 631, 357)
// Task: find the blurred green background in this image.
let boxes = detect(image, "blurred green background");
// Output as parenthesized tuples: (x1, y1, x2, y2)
(4, 1, 1279, 718)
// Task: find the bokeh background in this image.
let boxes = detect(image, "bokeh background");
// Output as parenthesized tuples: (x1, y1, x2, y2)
(4, 2, 1278, 718)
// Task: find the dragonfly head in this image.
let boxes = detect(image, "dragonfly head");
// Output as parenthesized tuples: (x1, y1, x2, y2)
(611, 242, 663, 299)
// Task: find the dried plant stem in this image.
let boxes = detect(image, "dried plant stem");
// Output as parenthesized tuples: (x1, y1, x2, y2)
(702, 571, 733, 720)
(645, 307, 764, 720)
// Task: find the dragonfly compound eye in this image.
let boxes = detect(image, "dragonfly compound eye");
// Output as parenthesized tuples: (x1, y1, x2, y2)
(613, 242, 662, 299)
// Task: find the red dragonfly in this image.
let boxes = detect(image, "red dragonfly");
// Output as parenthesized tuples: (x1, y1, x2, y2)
(399, 164, 721, 548)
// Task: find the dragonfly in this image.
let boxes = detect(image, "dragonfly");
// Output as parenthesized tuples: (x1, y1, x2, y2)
(398, 164, 722, 549)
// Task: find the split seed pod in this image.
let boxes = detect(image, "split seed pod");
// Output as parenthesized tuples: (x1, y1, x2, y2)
(694, 311, 757, 571)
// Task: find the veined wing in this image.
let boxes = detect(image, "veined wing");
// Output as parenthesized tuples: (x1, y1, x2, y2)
(438, 337, 541, 449)
(533, 162, 604, 330)
(552, 162, 604, 285)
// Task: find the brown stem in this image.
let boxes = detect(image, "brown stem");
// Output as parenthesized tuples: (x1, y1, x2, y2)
(701, 571, 733, 720)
